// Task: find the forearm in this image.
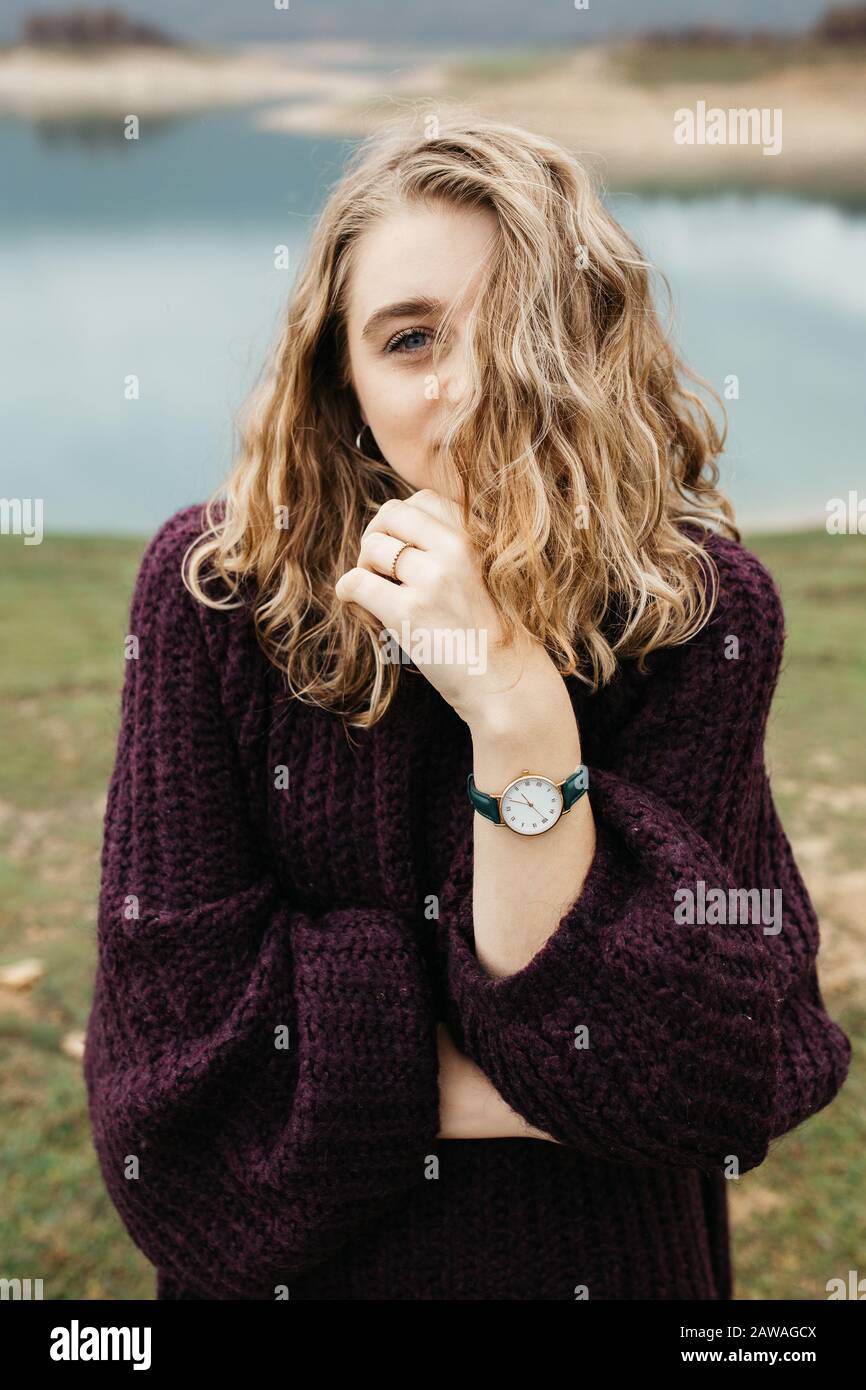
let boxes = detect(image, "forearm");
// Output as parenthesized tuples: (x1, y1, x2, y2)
(436, 1023, 555, 1141)
(467, 661, 597, 980)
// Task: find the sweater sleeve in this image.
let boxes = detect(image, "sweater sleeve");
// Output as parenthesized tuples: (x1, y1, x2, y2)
(83, 511, 441, 1300)
(433, 537, 852, 1175)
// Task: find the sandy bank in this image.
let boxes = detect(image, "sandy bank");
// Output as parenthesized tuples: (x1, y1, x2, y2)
(1, 40, 863, 197)
(259, 44, 866, 199)
(0, 41, 380, 119)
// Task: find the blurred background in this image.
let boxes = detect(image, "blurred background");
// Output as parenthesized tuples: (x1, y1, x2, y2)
(1, 0, 863, 1299)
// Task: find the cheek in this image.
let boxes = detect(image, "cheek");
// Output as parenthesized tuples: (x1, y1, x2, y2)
(369, 372, 430, 443)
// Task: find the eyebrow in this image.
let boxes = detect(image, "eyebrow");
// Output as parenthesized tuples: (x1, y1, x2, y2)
(360, 296, 445, 342)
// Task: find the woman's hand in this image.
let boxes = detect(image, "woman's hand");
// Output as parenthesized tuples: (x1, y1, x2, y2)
(436, 1021, 558, 1143)
(334, 488, 560, 728)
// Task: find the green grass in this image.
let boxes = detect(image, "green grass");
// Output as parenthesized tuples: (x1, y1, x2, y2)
(747, 529, 866, 830)
(443, 37, 866, 93)
(611, 38, 866, 87)
(0, 524, 862, 1299)
(445, 45, 576, 88)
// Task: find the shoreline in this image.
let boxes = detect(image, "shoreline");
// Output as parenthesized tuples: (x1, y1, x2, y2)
(0, 40, 386, 120)
(1, 40, 864, 200)
(29, 520, 840, 544)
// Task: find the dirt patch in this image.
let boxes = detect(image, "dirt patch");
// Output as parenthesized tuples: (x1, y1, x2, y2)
(729, 1183, 787, 1223)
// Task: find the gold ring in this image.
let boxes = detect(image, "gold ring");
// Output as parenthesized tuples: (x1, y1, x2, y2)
(390, 541, 411, 584)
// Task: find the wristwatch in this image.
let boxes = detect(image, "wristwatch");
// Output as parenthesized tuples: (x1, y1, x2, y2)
(467, 763, 589, 836)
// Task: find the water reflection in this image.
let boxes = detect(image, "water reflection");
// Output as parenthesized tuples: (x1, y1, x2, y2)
(1, 106, 863, 536)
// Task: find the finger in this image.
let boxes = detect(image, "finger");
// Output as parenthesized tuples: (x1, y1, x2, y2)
(405, 487, 467, 532)
(363, 495, 456, 552)
(334, 565, 405, 629)
(357, 531, 428, 586)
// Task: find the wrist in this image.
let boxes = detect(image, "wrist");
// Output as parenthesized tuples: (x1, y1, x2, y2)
(468, 681, 582, 793)
(465, 651, 573, 744)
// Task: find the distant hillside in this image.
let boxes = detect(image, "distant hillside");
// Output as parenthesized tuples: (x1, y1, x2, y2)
(0, 0, 836, 47)
(21, 8, 181, 46)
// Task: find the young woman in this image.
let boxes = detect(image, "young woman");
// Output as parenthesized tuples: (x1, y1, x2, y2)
(84, 115, 851, 1301)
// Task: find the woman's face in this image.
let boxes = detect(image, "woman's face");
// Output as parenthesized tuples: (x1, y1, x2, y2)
(344, 199, 499, 503)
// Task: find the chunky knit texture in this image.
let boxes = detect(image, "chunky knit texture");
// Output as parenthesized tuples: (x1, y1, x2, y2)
(84, 503, 852, 1301)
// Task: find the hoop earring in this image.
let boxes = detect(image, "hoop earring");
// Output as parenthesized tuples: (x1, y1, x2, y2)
(354, 421, 384, 461)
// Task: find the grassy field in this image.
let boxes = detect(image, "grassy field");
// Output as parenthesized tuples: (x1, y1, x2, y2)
(445, 37, 866, 91)
(611, 38, 866, 87)
(0, 526, 863, 1300)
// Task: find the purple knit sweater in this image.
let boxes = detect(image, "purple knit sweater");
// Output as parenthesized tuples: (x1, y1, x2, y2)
(83, 503, 852, 1300)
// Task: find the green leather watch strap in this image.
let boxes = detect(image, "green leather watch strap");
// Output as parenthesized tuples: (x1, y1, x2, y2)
(467, 764, 589, 824)
(466, 772, 501, 824)
(562, 763, 590, 809)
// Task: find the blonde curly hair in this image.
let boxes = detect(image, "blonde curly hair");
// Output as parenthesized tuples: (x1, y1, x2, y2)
(183, 109, 737, 729)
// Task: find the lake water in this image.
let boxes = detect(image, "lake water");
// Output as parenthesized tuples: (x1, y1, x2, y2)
(2, 103, 864, 536)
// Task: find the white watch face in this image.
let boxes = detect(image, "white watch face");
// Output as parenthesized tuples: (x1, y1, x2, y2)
(501, 776, 563, 836)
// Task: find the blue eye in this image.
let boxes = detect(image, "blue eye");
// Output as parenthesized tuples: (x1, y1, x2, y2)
(385, 327, 433, 355)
